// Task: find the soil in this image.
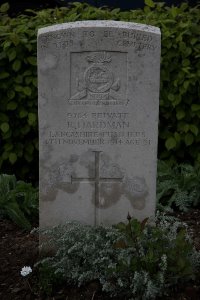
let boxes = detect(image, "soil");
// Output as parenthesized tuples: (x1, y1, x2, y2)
(0, 209, 200, 300)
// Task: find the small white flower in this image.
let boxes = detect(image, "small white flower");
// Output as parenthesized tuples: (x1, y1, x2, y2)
(20, 266, 32, 277)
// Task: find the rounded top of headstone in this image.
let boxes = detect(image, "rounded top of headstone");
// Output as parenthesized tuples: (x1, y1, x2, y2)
(38, 20, 160, 36)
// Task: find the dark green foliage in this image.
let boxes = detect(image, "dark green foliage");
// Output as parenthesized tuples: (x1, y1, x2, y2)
(157, 4, 200, 165)
(0, 2, 200, 180)
(38, 261, 63, 296)
(157, 160, 200, 212)
(37, 215, 200, 299)
(115, 215, 196, 285)
(0, 174, 38, 229)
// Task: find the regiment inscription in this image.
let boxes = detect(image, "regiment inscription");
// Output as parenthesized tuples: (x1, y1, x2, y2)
(69, 51, 127, 105)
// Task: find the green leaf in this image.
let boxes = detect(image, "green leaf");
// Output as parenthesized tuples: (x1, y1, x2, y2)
(3, 131, 12, 140)
(183, 81, 189, 90)
(15, 75, 23, 84)
(0, 113, 8, 122)
(23, 87, 32, 96)
(182, 59, 190, 67)
(165, 137, 177, 150)
(176, 110, 185, 120)
(183, 124, 189, 133)
(0, 72, 9, 79)
(32, 78, 37, 88)
(28, 113, 36, 125)
(171, 6, 178, 18)
(0, 2, 10, 13)
(27, 56, 37, 66)
(12, 60, 21, 72)
(23, 70, 32, 76)
(3, 41, 11, 49)
(14, 85, 23, 92)
(7, 102, 17, 110)
(9, 153, 17, 164)
(179, 41, 186, 52)
(191, 104, 200, 112)
(7, 90, 15, 100)
(189, 125, 198, 136)
(185, 133, 194, 146)
(19, 110, 28, 118)
(5, 202, 31, 230)
(144, 0, 155, 8)
(0, 122, 10, 133)
(2, 151, 9, 160)
(168, 93, 174, 101)
(8, 49, 16, 62)
(25, 44, 32, 52)
(10, 34, 20, 46)
(25, 77, 32, 85)
(4, 143, 13, 152)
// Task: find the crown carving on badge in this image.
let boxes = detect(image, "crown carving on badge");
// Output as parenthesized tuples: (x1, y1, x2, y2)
(86, 52, 112, 64)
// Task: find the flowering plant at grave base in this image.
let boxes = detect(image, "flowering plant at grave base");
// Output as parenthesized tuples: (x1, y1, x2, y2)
(36, 213, 200, 299)
(20, 266, 32, 277)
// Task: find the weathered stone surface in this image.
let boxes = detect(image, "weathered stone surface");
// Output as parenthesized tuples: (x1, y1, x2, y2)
(38, 21, 161, 227)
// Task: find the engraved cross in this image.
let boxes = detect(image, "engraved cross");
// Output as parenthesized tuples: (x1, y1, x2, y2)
(71, 151, 123, 206)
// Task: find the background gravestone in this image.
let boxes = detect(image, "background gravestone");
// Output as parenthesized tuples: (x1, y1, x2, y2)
(38, 21, 161, 227)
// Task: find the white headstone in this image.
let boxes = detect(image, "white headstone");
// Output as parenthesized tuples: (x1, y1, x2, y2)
(38, 21, 161, 227)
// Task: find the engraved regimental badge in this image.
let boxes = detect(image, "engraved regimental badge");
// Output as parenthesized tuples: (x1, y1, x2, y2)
(70, 51, 127, 104)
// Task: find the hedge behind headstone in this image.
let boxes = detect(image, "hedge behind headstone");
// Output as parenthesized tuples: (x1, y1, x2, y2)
(0, 1, 199, 181)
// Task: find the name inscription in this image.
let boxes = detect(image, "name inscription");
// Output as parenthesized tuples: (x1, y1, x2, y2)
(44, 111, 151, 147)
